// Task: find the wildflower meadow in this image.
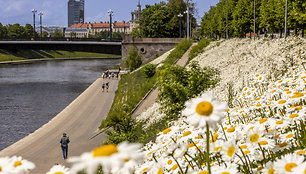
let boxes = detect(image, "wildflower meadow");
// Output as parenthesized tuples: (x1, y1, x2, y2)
(0, 44, 305, 174)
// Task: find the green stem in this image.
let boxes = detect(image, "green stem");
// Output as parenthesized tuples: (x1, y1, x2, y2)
(171, 154, 184, 174)
(185, 153, 202, 169)
(220, 123, 228, 141)
(206, 123, 211, 174)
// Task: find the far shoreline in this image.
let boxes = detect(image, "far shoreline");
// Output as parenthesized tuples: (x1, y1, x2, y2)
(0, 56, 122, 65)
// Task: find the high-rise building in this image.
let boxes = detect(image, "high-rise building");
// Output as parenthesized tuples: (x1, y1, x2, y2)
(68, 0, 84, 27)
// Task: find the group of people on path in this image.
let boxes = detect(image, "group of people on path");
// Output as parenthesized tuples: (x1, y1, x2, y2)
(101, 81, 109, 92)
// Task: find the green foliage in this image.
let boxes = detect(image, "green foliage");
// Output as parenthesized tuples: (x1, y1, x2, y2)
(124, 46, 142, 71)
(201, 0, 306, 38)
(163, 39, 192, 65)
(158, 61, 220, 118)
(132, 0, 196, 38)
(53, 29, 63, 38)
(188, 38, 210, 63)
(142, 63, 157, 78)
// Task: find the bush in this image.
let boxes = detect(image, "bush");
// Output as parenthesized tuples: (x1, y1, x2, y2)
(188, 38, 210, 63)
(142, 63, 157, 78)
(158, 61, 220, 118)
(124, 46, 142, 71)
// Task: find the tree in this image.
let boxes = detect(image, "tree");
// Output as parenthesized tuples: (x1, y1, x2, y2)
(6, 23, 25, 38)
(42, 31, 49, 38)
(289, 0, 306, 36)
(232, 0, 254, 37)
(124, 46, 142, 71)
(24, 24, 34, 39)
(70, 31, 77, 38)
(53, 29, 63, 38)
(133, 0, 196, 38)
(0, 22, 8, 38)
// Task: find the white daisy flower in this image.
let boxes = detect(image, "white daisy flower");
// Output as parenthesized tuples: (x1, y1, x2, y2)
(182, 91, 227, 128)
(274, 153, 305, 173)
(8, 156, 35, 174)
(68, 141, 143, 174)
(46, 164, 70, 174)
(0, 157, 12, 174)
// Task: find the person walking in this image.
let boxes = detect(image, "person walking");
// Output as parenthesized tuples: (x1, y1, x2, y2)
(106, 82, 109, 92)
(60, 133, 70, 159)
(102, 82, 105, 92)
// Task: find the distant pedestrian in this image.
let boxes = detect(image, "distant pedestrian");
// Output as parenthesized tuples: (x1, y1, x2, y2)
(60, 133, 70, 159)
(119, 67, 121, 73)
(116, 72, 119, 79)
(111, 73, 114, 79)
(102, 83, 105, 92)
(106, 82, 109, 92)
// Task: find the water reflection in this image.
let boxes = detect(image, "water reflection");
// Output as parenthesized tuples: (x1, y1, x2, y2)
(0, 59, 120, 150)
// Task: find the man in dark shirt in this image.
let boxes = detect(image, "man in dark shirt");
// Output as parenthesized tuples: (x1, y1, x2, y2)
(60, 133, 70, 159)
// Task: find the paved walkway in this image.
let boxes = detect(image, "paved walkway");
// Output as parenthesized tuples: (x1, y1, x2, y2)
(132, 43, 197, 117)
(0, 76, 118, 173)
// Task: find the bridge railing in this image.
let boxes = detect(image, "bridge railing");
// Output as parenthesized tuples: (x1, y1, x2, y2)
(0, 38, 122, 42)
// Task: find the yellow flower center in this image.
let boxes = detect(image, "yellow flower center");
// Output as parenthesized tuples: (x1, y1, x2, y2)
(222, 172, 230, 174)
(195, 135, 202, 139)
(278, 100, 286, 104)
(158, 168, 163, 174)
(268, 168, 275, 174)
(279, 142, 288, 147)
(142, 167, 149, 172)
(276, 120, 283, 124)
(163, 128, 171, 134)
(54, 172, 64, 174)
(198, 171, 208, 174)
(92, 144, 118, 157)
(256, 103, 261, 107)
(259, 141, 268, 145)
(286, 134, 294, 139)
(285, 163, 298, 172)
(195, 101, 213, 116)
(172, 164, 178, 170)
(183, 131, 191, 137)
(243, 150, 251, 154)
(227, 146, 235, 157)
(167, 160, 172, 165)
(289, 114, 299, 118)
(227, 127, 235, 133)
(250, 134, 259, 143)
(259, 118, 267, 124)
(214, 146, 222, 151)
(297, 150, 305, 155)
(291, 93, 304, 98)
(14, 161, 22, 168)
(0, 166, 1, 172)
(240, 145, 247, 149)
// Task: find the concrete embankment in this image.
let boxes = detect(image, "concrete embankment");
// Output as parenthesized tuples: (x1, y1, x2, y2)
(0, 73, 119, 173)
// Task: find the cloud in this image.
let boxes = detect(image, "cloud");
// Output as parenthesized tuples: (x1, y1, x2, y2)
(0, 0, 30, 14)
(85, 12, 109, 23)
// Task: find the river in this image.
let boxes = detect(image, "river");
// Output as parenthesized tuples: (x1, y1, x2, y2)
(0, 59, 120, 150)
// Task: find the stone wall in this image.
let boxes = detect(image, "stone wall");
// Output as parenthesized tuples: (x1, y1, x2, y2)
(122, 37, 183, 64)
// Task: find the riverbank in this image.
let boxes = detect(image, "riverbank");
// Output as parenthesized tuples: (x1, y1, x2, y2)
(0, 49, 119, 62)
(0, 56, 121, 64)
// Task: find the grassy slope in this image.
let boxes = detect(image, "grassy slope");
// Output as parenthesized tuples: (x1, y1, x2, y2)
(0, 49, 119, 62)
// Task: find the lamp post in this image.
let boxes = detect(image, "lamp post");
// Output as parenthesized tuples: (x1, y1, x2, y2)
(108, 9, 114, 40)
(253, 0, 256, 40)
(178, 13, 183, 38)
(38, 11, 43, 38)
(186, 7, 190, 39)
(226, 0, 228, 39)
(32, 9, 37, 40)
(284, 0, 288, 38)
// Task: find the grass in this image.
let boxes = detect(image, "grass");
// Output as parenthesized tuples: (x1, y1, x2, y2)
(0, 49, 119, 62)
(99, 39, 193, 144)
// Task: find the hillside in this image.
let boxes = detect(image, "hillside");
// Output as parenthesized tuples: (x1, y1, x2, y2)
(192, 37, 306, 102)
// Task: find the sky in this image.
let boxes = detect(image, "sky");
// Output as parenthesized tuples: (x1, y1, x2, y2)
(0, 0, 218, 27)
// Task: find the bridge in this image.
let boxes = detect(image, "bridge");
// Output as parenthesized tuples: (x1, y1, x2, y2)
(0, 41, 122, 55)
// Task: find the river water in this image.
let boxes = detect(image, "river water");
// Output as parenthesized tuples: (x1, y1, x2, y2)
(0, 59, 120, 150)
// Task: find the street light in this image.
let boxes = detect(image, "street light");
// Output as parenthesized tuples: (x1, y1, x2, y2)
(108, 9, 114, 40)
(178, 13, 183, 38)
(38, 11, 43, 38)
(284, 0, 288, 38)
(226, 0, 228, 39)
(32, 9, 37, 40)
(253, 0, 256, 40)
